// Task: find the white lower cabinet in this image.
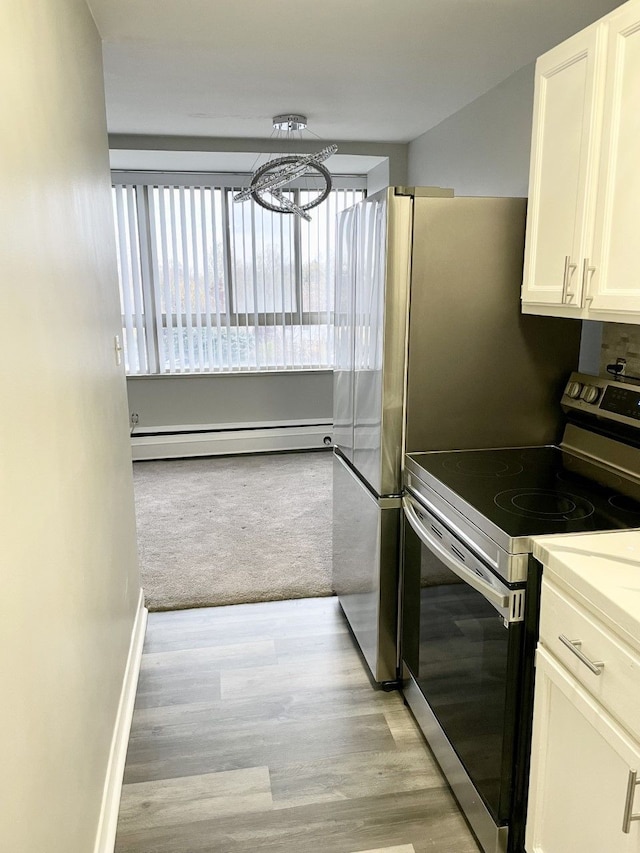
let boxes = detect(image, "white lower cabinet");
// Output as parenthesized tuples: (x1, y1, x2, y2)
(526, 574, 640, 853)
(526, 646, 640, 853)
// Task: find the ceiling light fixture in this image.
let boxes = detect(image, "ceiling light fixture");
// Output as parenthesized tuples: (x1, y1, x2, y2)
(233, 114, 338, 221)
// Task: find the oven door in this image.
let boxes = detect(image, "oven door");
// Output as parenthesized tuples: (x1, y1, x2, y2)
(401, 492, 524, 834)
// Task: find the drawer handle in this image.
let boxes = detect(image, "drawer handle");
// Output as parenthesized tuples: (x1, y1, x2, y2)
(558, 635, 604, 676)
(622, 770, 640, 834)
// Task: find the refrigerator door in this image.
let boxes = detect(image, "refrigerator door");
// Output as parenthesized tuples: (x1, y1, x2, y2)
(352, 189, 412, 496)
(332, 451, 400, 683)
(333, 204, 358, 461)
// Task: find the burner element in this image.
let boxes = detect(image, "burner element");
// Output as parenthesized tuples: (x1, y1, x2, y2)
(495, 488, 595, 521)
(442, 456, 524, 477)
(608, 494, 640, 515)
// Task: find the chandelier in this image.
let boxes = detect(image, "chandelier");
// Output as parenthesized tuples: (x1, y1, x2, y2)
(233, 114, 337, 221)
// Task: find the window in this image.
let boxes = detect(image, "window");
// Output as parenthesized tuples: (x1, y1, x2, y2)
(112, 174, 365, 374)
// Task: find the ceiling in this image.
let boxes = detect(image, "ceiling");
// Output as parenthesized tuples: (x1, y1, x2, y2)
(89, 0, 624, 145)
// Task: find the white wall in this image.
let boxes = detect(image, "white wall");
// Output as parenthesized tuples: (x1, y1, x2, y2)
(126, 372, 334, 458)
(407, 0, 626, 194)
(408, 63, 535, 196)
(0, 2, 141, 852)
(367, 159, 391, 194)
(127, 372, 333, 430)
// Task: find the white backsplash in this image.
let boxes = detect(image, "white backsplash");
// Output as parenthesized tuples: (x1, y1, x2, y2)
(599, 323, 640, 380)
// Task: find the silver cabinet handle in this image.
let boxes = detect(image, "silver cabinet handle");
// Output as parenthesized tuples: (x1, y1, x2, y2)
(562, 255, 578, 303)
(623, 770, 640, 833)
(581, 257, 596, 306)
(561, 255, 570, 302)
(558, 634, 604, 675)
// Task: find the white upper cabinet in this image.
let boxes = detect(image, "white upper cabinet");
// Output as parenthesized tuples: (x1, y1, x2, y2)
(522, 0, 640, 323)
(521, 24, 605, 310)
(590, 4, 640, 315)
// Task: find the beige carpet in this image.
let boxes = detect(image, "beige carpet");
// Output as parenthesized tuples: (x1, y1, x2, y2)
(132, 450, 333, 611)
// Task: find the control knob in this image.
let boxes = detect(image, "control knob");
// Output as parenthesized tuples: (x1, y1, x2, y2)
(566, 381, 583, 399)
(580, 384, 601, 404)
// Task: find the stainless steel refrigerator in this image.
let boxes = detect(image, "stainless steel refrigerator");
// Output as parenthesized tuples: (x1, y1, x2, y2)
(332, 187, 582, 684)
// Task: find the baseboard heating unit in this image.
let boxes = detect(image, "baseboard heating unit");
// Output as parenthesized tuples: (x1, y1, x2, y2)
(130, 420, 333, 460)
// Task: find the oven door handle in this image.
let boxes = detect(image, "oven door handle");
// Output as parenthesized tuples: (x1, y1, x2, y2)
(403, 496, 510, 616)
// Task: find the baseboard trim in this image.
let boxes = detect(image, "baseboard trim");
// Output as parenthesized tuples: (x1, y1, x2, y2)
(131, 424, 333, 460)
(93, 588, 147, 853)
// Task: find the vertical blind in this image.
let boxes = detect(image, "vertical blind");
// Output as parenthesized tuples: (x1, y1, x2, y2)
(111, 176, 365, 374)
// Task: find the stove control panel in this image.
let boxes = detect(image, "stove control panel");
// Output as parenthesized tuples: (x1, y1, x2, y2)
(601, 384, 640, 420)
(562, 372, 640, 429)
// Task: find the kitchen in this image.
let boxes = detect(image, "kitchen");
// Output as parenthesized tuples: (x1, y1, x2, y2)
(3, 1, 640, 853)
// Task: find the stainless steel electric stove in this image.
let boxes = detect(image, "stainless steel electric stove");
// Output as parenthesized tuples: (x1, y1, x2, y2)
(401, 372, 640, 853)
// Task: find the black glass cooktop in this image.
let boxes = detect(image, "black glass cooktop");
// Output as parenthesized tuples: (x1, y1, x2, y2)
(410, 446, 640, 539)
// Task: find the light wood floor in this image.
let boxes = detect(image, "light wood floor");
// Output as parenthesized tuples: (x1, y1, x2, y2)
(115, 596, 481, 853)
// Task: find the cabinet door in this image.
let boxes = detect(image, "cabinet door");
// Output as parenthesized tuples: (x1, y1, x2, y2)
(589, 5, 640, 318)
(521, 24, 606, 309)
(526, 647, 640, 853)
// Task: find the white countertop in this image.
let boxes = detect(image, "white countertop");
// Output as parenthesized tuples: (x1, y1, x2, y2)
(533, 530, 640, 653)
